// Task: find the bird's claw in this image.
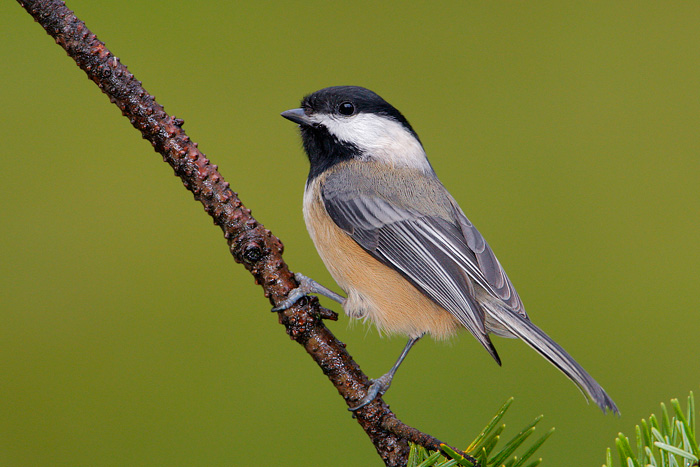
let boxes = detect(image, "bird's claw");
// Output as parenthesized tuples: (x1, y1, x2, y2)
(271, 288, 306, 312)
(348, 374, 392, 412)
(272, 273, 345, 311)
(271, 273, 315, 311)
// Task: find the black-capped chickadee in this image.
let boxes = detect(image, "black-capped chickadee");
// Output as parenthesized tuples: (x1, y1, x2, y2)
(278, 86, 618, 414)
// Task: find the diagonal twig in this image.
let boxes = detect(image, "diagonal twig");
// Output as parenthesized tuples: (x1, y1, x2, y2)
(16, 1, 478, 465)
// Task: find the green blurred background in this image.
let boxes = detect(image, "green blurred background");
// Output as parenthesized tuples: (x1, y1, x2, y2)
(2, 1, 698, 465)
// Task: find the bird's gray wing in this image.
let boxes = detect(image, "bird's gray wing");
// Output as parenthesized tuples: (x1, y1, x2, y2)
(321, 174, 503, 362)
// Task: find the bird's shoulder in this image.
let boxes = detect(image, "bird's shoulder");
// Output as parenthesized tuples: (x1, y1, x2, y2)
(320, 160, 454, 221)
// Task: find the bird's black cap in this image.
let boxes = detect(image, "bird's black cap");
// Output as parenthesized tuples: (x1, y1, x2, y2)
(300, 86, 420, 142)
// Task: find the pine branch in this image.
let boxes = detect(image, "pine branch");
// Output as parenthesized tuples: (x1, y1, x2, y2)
(408, 399, 554, 467)
(604, 392, 698, 467)
(15, 0, 477, 465)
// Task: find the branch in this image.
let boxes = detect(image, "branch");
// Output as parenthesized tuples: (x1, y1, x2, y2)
(16, 1, 477, 465)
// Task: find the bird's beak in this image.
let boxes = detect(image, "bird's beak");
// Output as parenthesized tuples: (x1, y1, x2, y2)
(281, 108, 312, 126)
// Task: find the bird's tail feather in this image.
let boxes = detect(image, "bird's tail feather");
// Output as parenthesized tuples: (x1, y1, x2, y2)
(488, 307, 619, 415)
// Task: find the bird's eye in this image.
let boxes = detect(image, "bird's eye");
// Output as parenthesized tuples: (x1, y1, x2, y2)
(338, 101, 355, 116)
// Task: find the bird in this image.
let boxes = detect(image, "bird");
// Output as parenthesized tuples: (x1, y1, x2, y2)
(276, 85, 618, 414)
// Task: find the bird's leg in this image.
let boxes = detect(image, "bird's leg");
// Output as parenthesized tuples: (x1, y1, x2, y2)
(349, 334, 423, 412)
(272, 272, 346, 311)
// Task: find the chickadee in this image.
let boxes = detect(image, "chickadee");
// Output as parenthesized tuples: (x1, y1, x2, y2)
(278, 85, 618, 414)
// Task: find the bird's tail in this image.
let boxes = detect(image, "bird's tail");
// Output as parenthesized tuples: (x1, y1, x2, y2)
(487, 306, 619, 414)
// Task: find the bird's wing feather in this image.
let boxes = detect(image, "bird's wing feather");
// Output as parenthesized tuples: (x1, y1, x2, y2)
(322, 167, 524, 317)
(322, 171, 513, 361)
(321, 167, 619, 413)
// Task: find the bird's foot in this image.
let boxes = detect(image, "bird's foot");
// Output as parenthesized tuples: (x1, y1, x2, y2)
(272, 273, 345, 311)
(349, 373, 393, 412)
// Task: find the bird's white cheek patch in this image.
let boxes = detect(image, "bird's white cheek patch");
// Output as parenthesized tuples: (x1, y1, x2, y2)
(315, 113, 432, 173)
